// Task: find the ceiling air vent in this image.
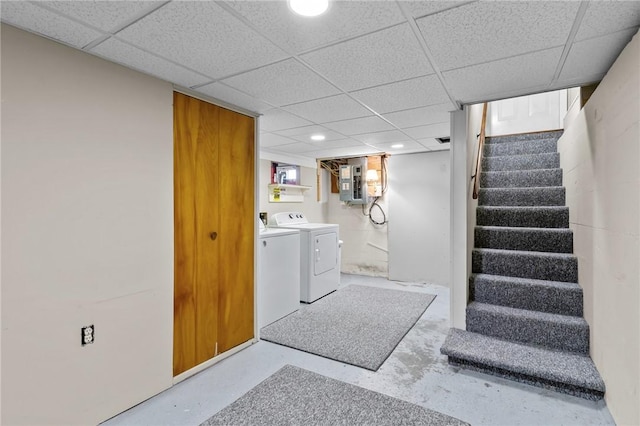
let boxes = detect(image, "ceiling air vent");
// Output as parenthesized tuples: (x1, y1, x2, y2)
(436, 137, 450, 144)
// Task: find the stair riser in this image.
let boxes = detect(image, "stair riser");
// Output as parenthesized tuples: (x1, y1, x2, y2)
(483, 153, 560, 171)
(470, 276, 583, 316)
(477, 207, 569, 228)
(472, 250, 578, 282)
(447, 358, 602, 400)
(475, 228, 573, 253)
(466, 307, 589, 353)
(486, 131, 563, 144)
(478, 187, 565, 206)
(484, 139, 557, 157)
(480, 169, 563, 188)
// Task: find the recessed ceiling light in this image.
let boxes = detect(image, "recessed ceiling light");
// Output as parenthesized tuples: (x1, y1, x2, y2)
(311, 134, 326, 141)
(288, 0, 329, 17)
(391, 143, 404, 149)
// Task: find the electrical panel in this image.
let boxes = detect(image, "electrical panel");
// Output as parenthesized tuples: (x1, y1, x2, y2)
(339, 164, 368, 204)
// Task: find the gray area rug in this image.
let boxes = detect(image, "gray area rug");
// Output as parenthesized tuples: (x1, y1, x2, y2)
(201, 365, 468, 426)
(260, 285, 436, 370)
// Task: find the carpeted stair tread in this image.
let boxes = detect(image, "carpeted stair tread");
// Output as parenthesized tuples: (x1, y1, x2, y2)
(478, 186, 565, 206)
(477, 206, 569, 228)
(482, 152, 559, 171)
(472, 248, 578, 282)
(474, 226, 573, 253)
(470, 273, 583, 316)
(485, 131, 563, 144)
(440, 328, 605, 399)
(480, 168, 563, 188)
(466, 302, 589, 353)
(484, 138, 557, 157)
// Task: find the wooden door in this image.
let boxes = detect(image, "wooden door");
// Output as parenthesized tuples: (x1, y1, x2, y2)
(174, 92, 220, 376)
(217, 107, 255, 353)
(173, 92, 255, 376)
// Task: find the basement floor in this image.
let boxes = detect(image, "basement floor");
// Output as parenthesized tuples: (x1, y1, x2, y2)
(103, 274, 615, 426)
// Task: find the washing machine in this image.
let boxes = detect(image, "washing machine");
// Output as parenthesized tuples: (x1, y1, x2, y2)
(257, 219, 301, 328)
(269, 212, 340, 303)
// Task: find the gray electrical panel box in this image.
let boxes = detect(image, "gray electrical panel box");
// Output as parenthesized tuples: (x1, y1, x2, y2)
(339, 164, 367, 204)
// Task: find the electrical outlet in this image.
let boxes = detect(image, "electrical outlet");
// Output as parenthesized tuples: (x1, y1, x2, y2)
(81, 325, 94, 346)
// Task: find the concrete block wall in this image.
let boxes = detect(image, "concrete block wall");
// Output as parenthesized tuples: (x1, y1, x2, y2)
(558, 30, 639, 426)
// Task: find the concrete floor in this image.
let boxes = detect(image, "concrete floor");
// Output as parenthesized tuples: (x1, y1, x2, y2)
(103, 274, 615, 426)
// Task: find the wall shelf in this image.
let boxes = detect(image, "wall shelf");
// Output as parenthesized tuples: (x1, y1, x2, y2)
(268, 184, 311, 203)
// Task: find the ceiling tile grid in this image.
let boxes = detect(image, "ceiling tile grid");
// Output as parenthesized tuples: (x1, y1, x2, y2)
(282, 94, 373, 123)
(3, 0, 639, 160)
(575, 1, 640, 42)
(300, 23, 433, 92)
(381, 104, 453, 128)
(258, 109, 313, 133)
(91, 38, 211, 89)
(442, 47, 564, 104)
(33, 1, 165, 33)
(1, 2, 103, 48)
(221, 59, 340, 106)
(197, 82, 274, 114)
(225, 0, 405, 54)
(114, 1, 288, 79)
(351, 75, 451, 114)
(416, 1, 580, 71)
(323, 115, 396, 136)
(559, 28, 639, 86)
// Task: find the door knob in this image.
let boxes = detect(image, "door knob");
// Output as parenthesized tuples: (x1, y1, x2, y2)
(210, 232, 218, 241)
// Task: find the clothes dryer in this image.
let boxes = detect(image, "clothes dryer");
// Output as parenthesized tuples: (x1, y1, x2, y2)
(269, 212, 340, 303)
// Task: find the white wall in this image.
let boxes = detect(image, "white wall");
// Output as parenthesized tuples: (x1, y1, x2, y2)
(1, 25, 174, 425)
(258, 159, 328, 224)
(327, 184, 389, 277)
(558, 31, 639, 426)
(388, 151, 450, 285)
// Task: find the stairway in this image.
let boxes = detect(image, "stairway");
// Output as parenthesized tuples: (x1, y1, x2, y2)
(440, 130, 605, 400)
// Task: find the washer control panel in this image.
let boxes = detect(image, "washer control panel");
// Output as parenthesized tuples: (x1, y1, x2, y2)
(269, 212, 308, 226)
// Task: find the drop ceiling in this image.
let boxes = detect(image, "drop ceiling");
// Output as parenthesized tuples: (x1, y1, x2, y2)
(2, 1, 639, 161)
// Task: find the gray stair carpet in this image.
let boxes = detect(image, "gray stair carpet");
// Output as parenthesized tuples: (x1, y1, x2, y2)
(441, 130, 605, 399)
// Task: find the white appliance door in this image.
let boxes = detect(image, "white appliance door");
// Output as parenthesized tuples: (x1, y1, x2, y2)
(314, 232, 337, 276)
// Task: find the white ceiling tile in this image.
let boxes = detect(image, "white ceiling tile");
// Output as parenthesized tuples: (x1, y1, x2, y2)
(221, 59, 340, 106)
(418, 138, 447, 148)
(306, 138, 364, 150)
(91, 38, 209, 88)
(425, 145, 450, 152)
(259, 109, 313, 132)
(34, 1, 164, 32)
(417, 1, 579, 71)
(576, 2, 640, 41)
(283, 95, 372, 123)
(351, 75, 450, 114)
(196, 82, 273, 114)
(403, 122, 450, 140)
(323, 116, 395, 136)
(369, 140, 428, 155)
(259, 133, 298, 148)
(309, 145, 382, 160)
(300, 23, 433, 91)
(115, 1, 287, 79)
(382, 104, 453, 128)
(275, 125, 345, 143)
(443, 48, 563, 104)
(1, 2, 103, 48)
(225, 1, 405, 54)
(401, 1, 473, 19)
(269, 142, 317, 154)
(353, 130, 409, 145)
(559, 29, 638, 85)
